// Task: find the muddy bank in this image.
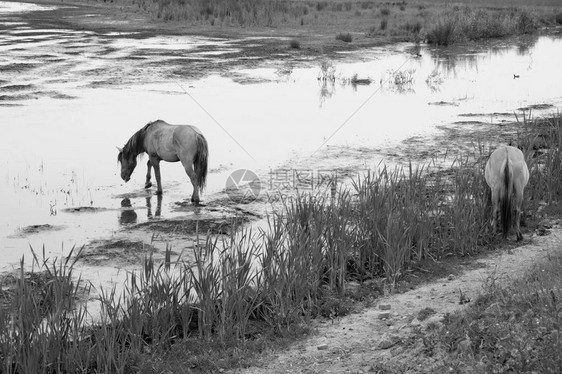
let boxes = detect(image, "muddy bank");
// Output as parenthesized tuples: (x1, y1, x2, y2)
(233, 226, 562, 374)
(8, 0, 400, 74)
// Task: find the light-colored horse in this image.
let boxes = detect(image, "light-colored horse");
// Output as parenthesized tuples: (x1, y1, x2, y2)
(117, 120, 208, 204)
(484, 145, 529, 241)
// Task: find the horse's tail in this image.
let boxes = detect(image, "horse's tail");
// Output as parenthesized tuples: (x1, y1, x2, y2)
(193, 132, 208, 192)
(500, 156, 513, 238)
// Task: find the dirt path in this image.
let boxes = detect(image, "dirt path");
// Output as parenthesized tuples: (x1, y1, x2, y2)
(231, 226, 562, 373)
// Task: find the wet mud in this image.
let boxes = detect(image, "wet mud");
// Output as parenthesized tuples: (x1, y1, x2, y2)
(9, 223, 65, 238)
(77, 239, 160, 266)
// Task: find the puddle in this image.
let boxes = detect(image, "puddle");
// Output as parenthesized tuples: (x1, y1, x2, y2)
(1, 2, 562, 305)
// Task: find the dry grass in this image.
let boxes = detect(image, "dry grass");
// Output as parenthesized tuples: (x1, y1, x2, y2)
(426, 7, 537, 45)
(95, 0, 561, 45)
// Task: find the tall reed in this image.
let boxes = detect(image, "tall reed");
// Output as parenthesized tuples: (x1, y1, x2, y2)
(0, 247, 90, 373)
(426, 7, 537, 45)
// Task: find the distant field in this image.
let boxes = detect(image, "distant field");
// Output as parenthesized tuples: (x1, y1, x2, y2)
(117, 0, 560, 46)
(22, 0, 562, 47)
(288, 0, 561, 7)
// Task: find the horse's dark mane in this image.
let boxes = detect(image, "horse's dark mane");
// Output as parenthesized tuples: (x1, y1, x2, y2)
(120, 121, 155, 161)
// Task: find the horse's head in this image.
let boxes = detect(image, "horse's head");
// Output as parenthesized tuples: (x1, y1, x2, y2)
(117, 147, 137, 183)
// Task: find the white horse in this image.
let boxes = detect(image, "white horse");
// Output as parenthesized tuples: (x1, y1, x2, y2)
(117, 120, 208, 204)
(484, 145, 529, 241)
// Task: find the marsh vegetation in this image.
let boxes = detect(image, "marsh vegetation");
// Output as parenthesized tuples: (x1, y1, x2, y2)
(1, 113, 561, 372)
(3, 0, 562, 371)
(112, 0, 562, 46)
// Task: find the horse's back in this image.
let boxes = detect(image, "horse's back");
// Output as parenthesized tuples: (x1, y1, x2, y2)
(485, 145, 529, 187)
(148, 120, 201, 143)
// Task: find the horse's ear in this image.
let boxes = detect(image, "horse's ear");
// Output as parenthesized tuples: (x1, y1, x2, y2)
(116, 146, 123, 152)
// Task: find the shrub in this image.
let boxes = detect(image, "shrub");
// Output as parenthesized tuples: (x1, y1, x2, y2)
(335, 32, 353, 42)
(289, 39, 300, 49)
(361, 1, 372, 10)
(380, 18, 388, 30)
(426, 17, 459, 46)
(517, 10, 537, 33)
(316, 1, 327, 11)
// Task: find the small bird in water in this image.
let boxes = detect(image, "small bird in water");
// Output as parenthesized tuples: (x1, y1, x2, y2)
(513, 74, 520, 79)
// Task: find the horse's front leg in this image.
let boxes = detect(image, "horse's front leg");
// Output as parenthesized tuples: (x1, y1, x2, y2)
(150, 157, 163, 195)
(145, 160, 153, 189)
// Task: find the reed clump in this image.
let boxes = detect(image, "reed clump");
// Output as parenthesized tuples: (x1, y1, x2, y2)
(426, 7, 538, 45)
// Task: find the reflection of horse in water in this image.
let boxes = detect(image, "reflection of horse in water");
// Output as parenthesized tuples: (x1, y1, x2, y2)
(117, 120, 208, 204)
(485, 145, 529, 241)
(119, 198, 137, 225)
(146, 194, 162, 219)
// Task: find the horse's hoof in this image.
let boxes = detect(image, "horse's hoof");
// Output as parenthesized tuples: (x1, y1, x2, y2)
(145, 182, 153, 189)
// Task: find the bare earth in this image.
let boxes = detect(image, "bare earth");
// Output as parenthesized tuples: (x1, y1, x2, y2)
(231, 226, 562, 373)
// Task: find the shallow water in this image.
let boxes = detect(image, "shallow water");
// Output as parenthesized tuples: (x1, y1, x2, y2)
(1, 3, 562, 276)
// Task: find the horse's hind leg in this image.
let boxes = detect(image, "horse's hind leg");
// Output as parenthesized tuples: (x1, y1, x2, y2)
(145, 160, 153, 189)
(514, 187, 524, 241)
(182, 162, 199, 204)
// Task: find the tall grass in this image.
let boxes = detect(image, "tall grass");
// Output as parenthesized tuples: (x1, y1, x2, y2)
(0, 247, 90, 373)
(517, 113, 562, 207)
(153, 0, 302, 26)
(426, 7, 537, 45)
